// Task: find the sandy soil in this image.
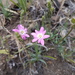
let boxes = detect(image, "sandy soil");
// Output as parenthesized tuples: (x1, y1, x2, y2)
(2, 0, 17, 5)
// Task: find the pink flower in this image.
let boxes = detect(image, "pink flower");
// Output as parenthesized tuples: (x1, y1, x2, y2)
(12, 24, 29, 40)
(31, 27, 50, 45)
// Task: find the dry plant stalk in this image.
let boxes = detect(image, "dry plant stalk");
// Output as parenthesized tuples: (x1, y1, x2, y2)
(55, 0, 66, 21)
(58, 24, 75, 44)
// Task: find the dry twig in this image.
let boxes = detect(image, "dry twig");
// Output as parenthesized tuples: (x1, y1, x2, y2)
(55, 0, 66, 21)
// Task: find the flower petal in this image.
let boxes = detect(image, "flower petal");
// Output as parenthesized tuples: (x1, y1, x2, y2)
(21, 35, 26, 40)
(31, 33, 37, 37)
(17, 24, 24, 29)
(40, 27, 44, 32)
(35, 30, 39, 34)
(43, 35, 50, 39)
(25, 34, 30, 37)
(41, 39, 44, 45)
(38, 39, 41, 43)
(42, 30, 46, 34)
(32, 39, 38, 42)
(24, 28, 27, 32)
(12, 29, 19, 32)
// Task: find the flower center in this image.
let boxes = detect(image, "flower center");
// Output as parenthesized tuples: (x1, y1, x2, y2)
(20, 30, 25, 35)
(37, 33, 43, 38)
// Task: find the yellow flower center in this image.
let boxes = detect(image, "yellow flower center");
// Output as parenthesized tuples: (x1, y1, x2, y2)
(20, 30, 25, 35)
(37, 34, 43, 38)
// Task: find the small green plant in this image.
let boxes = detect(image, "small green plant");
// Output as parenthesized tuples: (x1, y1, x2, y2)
(0, 0, 11, 18)
(41, 0, 54, 25)
(28, 44, 56, 65)
(10, 0, 28, 23)
(45, 29, 62, 44)
(47, 0, 54, 17)
(57, 43, 75, 63)
(17, 0, 28, 23)
(17, 0, 27, 13)
(10, 0, 27, 13)
(29, 44, 46, 64)
(56, 24, 75, 63)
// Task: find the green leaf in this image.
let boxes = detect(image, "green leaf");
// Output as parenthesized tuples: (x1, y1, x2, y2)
(0, 0, 3, 7)
(18, 0, 27, 13)
(43, 55, 56, 60)
(30, 58, 37, 62)
(39, 59, 47, 65)
(67, 59, 75, 63)
(10, 0, 18, 7)
(14, 48, 24, 54)
(0, 50, 9, 54)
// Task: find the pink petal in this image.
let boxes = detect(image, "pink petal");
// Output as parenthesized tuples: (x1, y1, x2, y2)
(43, 35, 50, 39)
(17, 24, 24, 29)
(40, 27, 44, 32)
(41, 39, 44, 45)
(21, 35, 26, 40)
(35, 30, 39, 34)
(12, 29, 19, 32)
(42, 30, 46, 34)
(25, 34, 30, 37)
(31, 33, 37, 37)
(32, 39, 38, 42)
(38, 39, 41, 43)
(24, 28, 27, 32)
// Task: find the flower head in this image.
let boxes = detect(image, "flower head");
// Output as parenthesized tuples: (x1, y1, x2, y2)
(31, 27, 50, 45)
(12, 24, 29, 40)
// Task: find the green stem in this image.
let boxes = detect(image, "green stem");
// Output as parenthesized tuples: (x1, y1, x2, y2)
(57, 25, 75, 44)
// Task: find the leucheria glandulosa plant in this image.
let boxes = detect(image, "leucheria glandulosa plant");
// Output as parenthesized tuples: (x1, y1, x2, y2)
(12, 24, 29, 40)
(31, 27, 50, 45)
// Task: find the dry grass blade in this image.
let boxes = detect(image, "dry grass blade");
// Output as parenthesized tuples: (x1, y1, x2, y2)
(5, 8, 18, 15)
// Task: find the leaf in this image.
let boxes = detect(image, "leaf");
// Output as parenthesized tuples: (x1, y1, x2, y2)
(43, 55, 56, 60)
(10, 55, 17, 59)
(0, 0, 3, 7)
(5, 8, 18, 15)
(30, 58, 37, 62)
(39, 59, 47, 65)
(0, 50, 9, 54)
(14, 48, 24, 54)
(67, 59, 75, 63)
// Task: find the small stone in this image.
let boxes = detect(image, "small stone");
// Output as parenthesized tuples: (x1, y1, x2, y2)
(60, 29, 67, 38)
